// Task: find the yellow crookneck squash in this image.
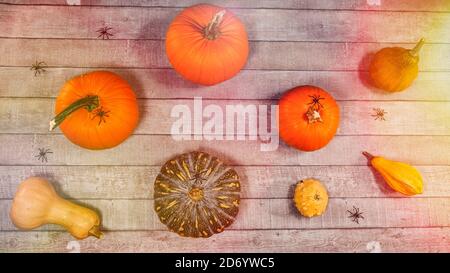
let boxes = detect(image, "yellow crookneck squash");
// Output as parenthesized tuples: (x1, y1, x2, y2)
(363, 152, 424, 196)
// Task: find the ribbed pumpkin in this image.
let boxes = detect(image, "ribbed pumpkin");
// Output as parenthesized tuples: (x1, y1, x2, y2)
(154, 151, 241, 238)
(279, 85, 340, 151)
(165, 4, 249, 86)
(369, 38, 425, 92)
(50, 71, 139, 150)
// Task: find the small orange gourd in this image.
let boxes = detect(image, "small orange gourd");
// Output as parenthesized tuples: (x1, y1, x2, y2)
(293, 179, 329, 217)
(363, 152, 423, 196)
(166, 4, 249, 86)
(50, 71, 139, 150)
(10, 177, 103, 240)
(369, 38, 425, 92)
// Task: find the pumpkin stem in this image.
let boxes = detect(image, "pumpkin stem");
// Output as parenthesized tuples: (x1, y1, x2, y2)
(204, 10, 226, 40)
(306, 108, 322, 123)
(188, 187, 204, 201)
(362, 151, 375, 160)
(410, 38, 425, 56)
(49, 95, 99, 131)
(88, 225, 103, 239)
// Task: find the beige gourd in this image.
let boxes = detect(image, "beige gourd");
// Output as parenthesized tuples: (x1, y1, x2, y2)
(10, 177, 103, 239)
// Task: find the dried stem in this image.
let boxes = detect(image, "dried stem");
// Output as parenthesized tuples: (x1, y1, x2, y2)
(362, 151, 375, 160)
(410, 38, 425, 56)
(204, 10, 226, 40)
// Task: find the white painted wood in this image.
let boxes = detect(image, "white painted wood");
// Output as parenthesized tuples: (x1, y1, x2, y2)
(1, 0, 449, 253)
(0, 135, 449, 166)
(0, 39, 448, 71)
(1, 228, 450, 253)
(1, 198, 450, 231)
(0, 5, 448, 42)
(1, 98, 449, 135)
(1, 68, 450, 101)
(1, 166, 449, 199)
(2, 0, 450, 12)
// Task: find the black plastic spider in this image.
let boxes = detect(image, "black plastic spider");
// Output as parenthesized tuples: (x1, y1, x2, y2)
(307, 94, 325, 109)
(96, 26, 114, 39)
(30, 61, 47, 76)
(35, 148, 53, 163)
(347, 206, 364, 224)
(91, 107, 110, 125)
(190, 169, 208, 184)
(372, 108, 387, 121)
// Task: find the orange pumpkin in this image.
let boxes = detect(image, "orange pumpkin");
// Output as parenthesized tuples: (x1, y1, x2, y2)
(50, 71, 139, 150)
(165, 4, 249, 86)
(279, 85, 340, 151)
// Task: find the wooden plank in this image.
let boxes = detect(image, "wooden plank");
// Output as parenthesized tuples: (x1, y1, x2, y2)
(1, 228, 450, 252)
(1, 135, 449, 166)
(2, 0, 450, 12)
(1, 5, 449, 43)
(1, 198, 450, 231)
(1, 68, 450, 101)
(1, 99, 449, 135)
(2, 166, 449, 199)
(0, 39, 448, 71)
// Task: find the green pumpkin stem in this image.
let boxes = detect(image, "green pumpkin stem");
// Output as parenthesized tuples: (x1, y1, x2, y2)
(204, 10, 226, 40)
(410, 38, 425, 56)
(49, 95, 99, 131)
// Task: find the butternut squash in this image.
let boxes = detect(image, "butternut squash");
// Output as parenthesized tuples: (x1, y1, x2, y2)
(10, 177, 103, 239)
(363, 152, 424, 196)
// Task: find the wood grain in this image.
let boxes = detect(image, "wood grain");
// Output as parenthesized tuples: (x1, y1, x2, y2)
(1, 68, 450, 101)
(1, 198, 450, 231)
(1, 135, 449, 166)
(1, 228, 450, 253)
(0, 39, 449, 71)
(1, 98, 449, 135)
(1, 0, 449, 253)
(2, 0, 450, 12)
(1, 5, 449, 42)
(1, 165, 449, 199)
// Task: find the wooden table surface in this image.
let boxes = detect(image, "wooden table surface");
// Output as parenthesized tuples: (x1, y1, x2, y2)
(1, 0, 450, 253)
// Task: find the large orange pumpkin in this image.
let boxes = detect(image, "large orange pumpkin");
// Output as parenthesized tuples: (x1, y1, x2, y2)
(50, 71, 139, 150)
(165, 4, 249, 86)
(279, 85, 340, 151)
